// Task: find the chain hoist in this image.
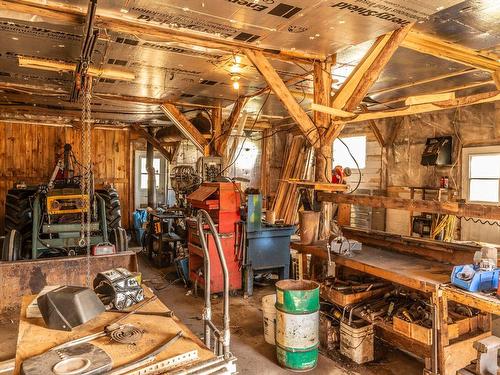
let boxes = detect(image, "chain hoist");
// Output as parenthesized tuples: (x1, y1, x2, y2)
(79, 76, 93, 287)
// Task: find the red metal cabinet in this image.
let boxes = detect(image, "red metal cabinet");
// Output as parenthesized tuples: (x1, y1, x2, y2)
(187, 182, 242, 293)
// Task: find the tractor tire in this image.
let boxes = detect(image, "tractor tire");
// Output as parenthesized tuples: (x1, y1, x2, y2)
(110, 227, 128, 252)
(96, 187, 122, 235)
(2, 229, 22, 261)
(4, 188, 36, 259)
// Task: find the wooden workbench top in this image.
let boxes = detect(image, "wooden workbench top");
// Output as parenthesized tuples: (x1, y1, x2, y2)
(291, 241, 453, 292)
(14, 288, 214, 374)
(442, 285, 500, 315)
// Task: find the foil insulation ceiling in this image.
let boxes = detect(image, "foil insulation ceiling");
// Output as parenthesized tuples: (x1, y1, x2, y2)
(0, 0, 498, 124)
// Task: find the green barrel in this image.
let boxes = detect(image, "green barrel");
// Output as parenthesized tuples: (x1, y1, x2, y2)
(275, 280, 320, 372)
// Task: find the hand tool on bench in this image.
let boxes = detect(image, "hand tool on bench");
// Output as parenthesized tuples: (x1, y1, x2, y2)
(51, 295, 158, 351)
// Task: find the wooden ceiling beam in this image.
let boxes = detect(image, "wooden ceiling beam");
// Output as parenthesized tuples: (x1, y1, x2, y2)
(130, 124, 173, 162)
(0, 81, 219, 109)
(376, 79, 494, 107)
(2, 0, 322, 63)
(314, 90, 500, 123)
(245, 49, 319, 147)
(325, 25, 412, 142)
(402, 30, 500, 72)
(160, 103, 208, 154)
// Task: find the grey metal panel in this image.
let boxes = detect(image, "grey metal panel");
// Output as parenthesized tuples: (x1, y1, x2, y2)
(416, 0, 500, 50)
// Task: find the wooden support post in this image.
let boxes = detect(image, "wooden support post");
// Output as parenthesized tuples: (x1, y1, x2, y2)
(160, 103, 208, 154)
(131, 124, 172, 162)
(245, 49, 320, 147)
(313, 60, 333, 239)
(260, 128, 272, 207)
(212, 105, 222, 156)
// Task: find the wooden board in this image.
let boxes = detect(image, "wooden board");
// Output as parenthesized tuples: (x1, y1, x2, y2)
(0, 122, 132, 230)
(0, 252, 137, 313)
(14, 288, 214, 375)
(291, 242, 452, 292)
(320, 284, 391, 307)
(284, 179, 348, 192)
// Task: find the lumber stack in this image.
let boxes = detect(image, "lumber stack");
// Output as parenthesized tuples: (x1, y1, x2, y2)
(272, 136, 311, 224)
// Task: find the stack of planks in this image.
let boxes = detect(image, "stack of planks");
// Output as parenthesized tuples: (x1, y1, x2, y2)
(272, 136, 312, 224)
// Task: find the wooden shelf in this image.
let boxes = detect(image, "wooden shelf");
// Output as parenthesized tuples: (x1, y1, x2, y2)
(283, 179, 348, 192)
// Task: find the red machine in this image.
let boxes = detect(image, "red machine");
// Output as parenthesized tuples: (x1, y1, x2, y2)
(187, 182, 242, 293)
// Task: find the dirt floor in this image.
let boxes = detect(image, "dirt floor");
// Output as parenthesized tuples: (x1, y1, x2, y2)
(0, 251, 498, 375)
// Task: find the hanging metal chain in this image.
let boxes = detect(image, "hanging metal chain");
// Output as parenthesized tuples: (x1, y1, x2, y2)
(79, 77, 93, 287)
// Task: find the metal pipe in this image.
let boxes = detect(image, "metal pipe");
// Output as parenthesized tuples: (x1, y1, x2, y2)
(197, 209, 231, 358)
(197, 211, 212, 350)
(146, 128, 157, 208)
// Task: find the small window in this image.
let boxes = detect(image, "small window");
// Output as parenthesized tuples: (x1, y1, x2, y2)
(333, 136, 366, 169)
(140, 157, 160, 189)
(468, 154, 500, 203)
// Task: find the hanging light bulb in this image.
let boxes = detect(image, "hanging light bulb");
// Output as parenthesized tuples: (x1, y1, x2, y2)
(231, 74, 241, 90)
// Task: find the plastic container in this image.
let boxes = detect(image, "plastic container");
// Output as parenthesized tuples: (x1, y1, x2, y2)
(340, 321, 374, 364)
(451, 265, 499, 292)
(262, 294, 277, 345)
(275, 280, 319, 371)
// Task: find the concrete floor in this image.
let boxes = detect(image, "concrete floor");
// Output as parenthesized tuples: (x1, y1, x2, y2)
(138, 255, 422, 375)
(0, 252, 497, 374)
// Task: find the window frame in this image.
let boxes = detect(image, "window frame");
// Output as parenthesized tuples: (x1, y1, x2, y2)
(332, 135, 367, 170)
(139, 155, 161, 190)
(462, 146, 500, 204)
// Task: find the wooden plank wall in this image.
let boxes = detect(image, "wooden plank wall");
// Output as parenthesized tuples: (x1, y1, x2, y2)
(0, 122, 131, 233)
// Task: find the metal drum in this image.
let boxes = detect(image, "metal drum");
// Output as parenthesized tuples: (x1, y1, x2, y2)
(275, 280, 320, 371)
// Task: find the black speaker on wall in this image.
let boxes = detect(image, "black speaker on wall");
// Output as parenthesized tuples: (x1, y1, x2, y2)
(421, 136, 453, 166)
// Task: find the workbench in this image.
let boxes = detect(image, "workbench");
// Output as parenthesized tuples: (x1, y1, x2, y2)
(291, 240, 497, 375)
(14, 287, 215, 374)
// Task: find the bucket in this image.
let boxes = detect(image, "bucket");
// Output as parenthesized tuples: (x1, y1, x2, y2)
(340, 321, 374, 364)
(299, 211, 320, 245)
(275, 280, 320, 371)
(262, 294, 277, 345)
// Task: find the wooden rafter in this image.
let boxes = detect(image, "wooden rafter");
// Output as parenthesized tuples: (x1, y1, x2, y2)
(0, 81, 219, 109)
(377, 79, 494, 107)
(314, 91, 500, 123)
(131, 124, 172, 162)
(2, 0, 322, 63)
(402, 30, 500, 72)
(325, 25, 413, 142)
(217, 96, 248, 155)
(160, 103, 208, 154)
(368, 68, 478, 96)
(245, 49, 319, 147)
(318, 192, 500, 221)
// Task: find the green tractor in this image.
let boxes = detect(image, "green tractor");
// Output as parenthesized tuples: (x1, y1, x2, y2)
(2, 144, 126, 260)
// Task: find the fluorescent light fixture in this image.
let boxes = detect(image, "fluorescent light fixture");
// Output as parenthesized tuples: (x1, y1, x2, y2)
(17, 56, 135, 81)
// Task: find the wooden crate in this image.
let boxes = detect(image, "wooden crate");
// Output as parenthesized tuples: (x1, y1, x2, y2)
(320, 284, 391, 307)
(393, 317, 459, 345)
